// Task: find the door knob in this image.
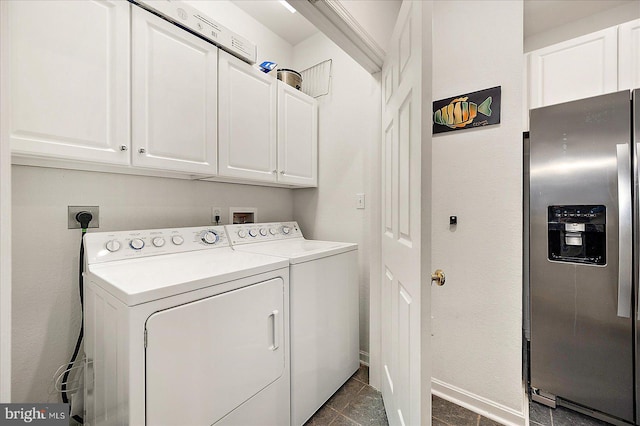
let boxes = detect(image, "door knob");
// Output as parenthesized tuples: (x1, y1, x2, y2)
(431, 269, 445, 286)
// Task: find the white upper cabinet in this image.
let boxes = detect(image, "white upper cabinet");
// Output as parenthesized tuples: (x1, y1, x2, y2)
(131, 6, 218, 175)
(218, 51, 278, 182)
(277, 82, 318, 187)
(619, 19, 640, 91)
(3, 0, 130, 165)
(217, 55, 318, 187)
(278, 81, 318, 186)
(529, 27, 618, 109)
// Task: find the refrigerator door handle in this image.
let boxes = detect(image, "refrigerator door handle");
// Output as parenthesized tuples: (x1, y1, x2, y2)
(617, 143, 632, 319)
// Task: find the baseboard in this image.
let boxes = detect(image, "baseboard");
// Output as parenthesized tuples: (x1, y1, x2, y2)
(359, 350, 369, 366)
(431, 378, 526, 426)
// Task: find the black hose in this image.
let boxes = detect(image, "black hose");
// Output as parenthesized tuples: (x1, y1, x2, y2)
(61, 229, 85, 424)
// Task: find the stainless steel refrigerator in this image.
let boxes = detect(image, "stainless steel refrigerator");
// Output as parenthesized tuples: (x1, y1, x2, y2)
(529, 89, 639, 424)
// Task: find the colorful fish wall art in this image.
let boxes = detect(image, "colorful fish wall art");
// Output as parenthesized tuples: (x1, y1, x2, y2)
(432, 86, 501, 134)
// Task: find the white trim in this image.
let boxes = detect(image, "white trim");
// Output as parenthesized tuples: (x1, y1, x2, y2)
(0, 0, 12, 402)
(368, 68, 383, 392)
(432, 378, 527, 426)
(289, 0, 384, 73)
(359, 350, 370, 367)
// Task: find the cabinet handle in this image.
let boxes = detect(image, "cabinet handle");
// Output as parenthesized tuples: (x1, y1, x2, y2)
(120, 145, 128, 151)
(138, 148, 146, 154)
(272, 170, 277, 174)
(280, 170, 285, 175)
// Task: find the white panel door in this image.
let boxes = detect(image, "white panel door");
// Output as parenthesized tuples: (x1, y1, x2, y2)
(619, 19, 640, 91)
(132, 6, 218, 175)
(529, 27, 617, 108)
(380, 2, 432, 425)
(218, 50, 278, 182)
(277, 81, 318, 187)
(145, 278, 285, 425)
(4, 0, 130, 165)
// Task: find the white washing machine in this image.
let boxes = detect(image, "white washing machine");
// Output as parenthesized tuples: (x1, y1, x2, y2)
(83, 226, 290, 426)
(226, 222, 359, 426)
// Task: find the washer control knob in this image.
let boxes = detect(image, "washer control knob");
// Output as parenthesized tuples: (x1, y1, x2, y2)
(281, 226, 291, 235)
(105, 240, 121, 252)
(248, 229, 258, 237)
(237, 230, 247, 238)
(259, 228, 268, 236)
(130, 238, 145, 250)
(171, 235, 184, 245)
(269, 228, 277, 235)
(152, 237, 165, 247)
(201, 230, 218, 245)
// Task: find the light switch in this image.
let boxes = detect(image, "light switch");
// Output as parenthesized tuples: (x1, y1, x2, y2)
(356, 193, 365, 209)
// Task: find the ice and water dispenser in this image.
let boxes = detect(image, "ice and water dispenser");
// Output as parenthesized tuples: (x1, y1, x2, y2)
(547, 205, 606, 265)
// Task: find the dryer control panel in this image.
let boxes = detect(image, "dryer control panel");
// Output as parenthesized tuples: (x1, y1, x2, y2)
(85, 226, 229, 264)
(226, 222, 302, 245)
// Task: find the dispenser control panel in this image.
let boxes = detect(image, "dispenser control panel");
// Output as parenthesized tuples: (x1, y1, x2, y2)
(547, 205, 606, 265)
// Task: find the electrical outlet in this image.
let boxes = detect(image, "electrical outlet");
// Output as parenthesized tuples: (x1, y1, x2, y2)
(211, 207, 222, 224)
(68, 206, 100, 229)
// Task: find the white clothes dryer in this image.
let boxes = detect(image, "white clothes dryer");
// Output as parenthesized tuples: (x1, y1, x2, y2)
(83, 226, 290, 426)
(226, 222, 359, 426)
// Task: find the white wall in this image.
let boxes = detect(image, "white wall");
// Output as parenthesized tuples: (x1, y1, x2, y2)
(11, 165, 293, 403)
(291, 32, 380, 363)
(0, 0, 11, 399)
(525, 1, 640, 52)
(431, 1, 525, 424)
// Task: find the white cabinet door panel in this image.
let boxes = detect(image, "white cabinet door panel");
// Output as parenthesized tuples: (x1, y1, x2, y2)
(218, 51, 277, 182)
(132, 7, 217, 175)
(277, 82, 318, 187)
(145, 278, 285, 426)
(5, 0, 130, 164)
(529, 27, 618, 108)
(619, 19, 640, 91)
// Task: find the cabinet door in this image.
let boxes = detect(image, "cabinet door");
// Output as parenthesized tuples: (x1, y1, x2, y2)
(277, 82, 318, 187)
(218, 51, 278, 182)
(3, 0, 130, 165)
(619, 19, 640, 91)
(131, 7, 217, 175)
(529, 27, 617, 108)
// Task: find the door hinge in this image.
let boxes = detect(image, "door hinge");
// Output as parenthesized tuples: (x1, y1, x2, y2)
(144, 329, 148, 348)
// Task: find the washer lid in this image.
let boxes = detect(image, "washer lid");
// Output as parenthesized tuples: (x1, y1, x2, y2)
(86, 248, 288, 306)
(233, 239, 357, 264)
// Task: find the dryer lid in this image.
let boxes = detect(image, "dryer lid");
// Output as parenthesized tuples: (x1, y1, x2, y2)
(87, 248, 288, 305)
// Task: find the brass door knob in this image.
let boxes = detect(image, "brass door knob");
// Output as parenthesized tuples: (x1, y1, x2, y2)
(431, 269, 445, 286)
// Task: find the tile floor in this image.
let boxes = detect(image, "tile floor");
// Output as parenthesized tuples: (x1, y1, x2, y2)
(304, 365, 387, 426)
(529, 400, 613, 426)
(431, 395, 502, 426)
(305, 365, 616, 426)
(304, 365, 502, 426)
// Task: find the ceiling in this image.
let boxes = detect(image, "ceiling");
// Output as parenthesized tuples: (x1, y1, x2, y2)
(231, 0, 318, 46)
(231, 0, 638, 50)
